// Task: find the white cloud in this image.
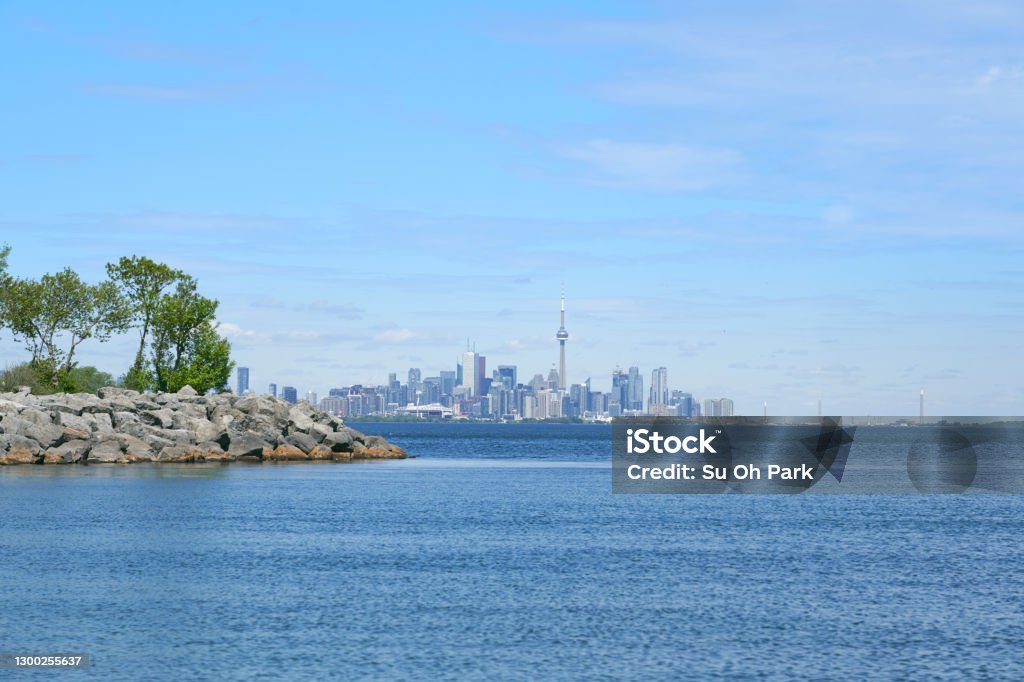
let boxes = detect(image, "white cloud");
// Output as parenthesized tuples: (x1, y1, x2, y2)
(977, 64, 1024, 88)
(374, 328, 419, 344)
(561, 139, 743, 191)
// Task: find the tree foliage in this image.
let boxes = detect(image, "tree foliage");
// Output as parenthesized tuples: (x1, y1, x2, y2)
(0, 362, 115, 394)
(105, 256, 188, 390)
(0, 267, 130, 386)
(150, 279, 233, 394)
(0, 248, 233, 395)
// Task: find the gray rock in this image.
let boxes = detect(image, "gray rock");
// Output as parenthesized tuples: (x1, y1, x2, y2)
(227, 432, 268, 458)
(310, 422, 334, 442)
(19, 408, 54, 427)
(322, 429, 354, 452)
(287, 407, 314, 433)
(160, 429, 195, 445)
(2, 415, 64, 448)
(0, 433, 42, 460)
(141, 408, 175, 429)
(91, 412, 114, 433)
(97, 387, 139, 400)
(112, 411, 140, 429)
(87, 438, 124, 463)
(44, 439, 90, 464)
(177, 385, 198, 397)
(55, 412, 95, 433)
(195, 421, 230, 449)
(42, 394, 92, 416)
(80, 402, 113, 416)
(286, 431, 319, 454)
(116, 434, 155, 461)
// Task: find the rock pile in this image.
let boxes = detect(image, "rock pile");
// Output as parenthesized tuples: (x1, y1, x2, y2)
(0, 386, 406, 465)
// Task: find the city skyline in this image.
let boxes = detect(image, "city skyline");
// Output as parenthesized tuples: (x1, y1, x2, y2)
(2, 2, 1022, 415)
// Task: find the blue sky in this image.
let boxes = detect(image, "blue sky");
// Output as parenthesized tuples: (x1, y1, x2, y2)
(1, 1, 1022, 414)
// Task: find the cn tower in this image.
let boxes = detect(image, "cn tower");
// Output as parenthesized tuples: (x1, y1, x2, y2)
(556, 288, 569, 390)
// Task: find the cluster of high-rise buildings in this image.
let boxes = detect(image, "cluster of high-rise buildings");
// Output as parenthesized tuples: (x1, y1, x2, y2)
(234, 293, 734, 420)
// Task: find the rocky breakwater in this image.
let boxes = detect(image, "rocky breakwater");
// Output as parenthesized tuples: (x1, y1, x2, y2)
(0, 386, 406, 465)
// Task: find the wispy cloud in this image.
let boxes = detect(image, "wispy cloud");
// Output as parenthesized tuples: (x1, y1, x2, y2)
(560, 139, 743, 192)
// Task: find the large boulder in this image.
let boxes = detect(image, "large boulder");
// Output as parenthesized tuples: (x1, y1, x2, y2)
(140, 408, 175, 429)
(0, 433, 41, 464)
(227, 432, 269, 459)
(322, 429, 354, 453)
(1, 415, 64, 448)
(43, 439, 90, 464)
(86, 437, 124, 463)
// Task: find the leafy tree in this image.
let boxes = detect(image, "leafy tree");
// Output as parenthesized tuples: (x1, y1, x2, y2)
(150, 279, 233, 393)
(67, 365, 116, 393)
(0, 243, 12, 339)
(106, 256, 188, 391)
(0, 268, 131, 386)
(0, 362, 38, 393)
(0, 362, 115, 395)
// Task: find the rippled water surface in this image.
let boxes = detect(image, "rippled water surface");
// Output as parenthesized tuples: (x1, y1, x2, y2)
(1, 423, 1022, 680)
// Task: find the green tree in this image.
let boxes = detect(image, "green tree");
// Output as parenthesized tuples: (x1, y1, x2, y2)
(0, 268, 131, 386)
(106, 256, 188, 391)
(0, 243, 9, 276)
(67, 365, 116, 393)
(150, 279, 233, 394)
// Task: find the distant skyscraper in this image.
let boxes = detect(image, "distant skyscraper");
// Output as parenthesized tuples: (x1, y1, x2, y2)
(555, 289, 569, 390)
(439, 370, 456, 397)
(673, 391, 694, 417)
(282, 386, 298, 404)
(236, 367, 249, 395)
(702, 398, 734, 417)
(461, 348, 479, 397)
(720, 398, 734, 417)
(611, 367, 627, 411)
(649, 367, 668, 407)
(306, 391, 317, 406)
(497, 365, 517, 390)
(627, 366, 644, 411)
(268, 383, 277, 398)
(408, 368, 421, 390)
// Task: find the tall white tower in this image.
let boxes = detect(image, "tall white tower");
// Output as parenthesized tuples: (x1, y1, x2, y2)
(556, 288, 569, 391)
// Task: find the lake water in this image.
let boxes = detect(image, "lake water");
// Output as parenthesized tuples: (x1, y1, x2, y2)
(1, 423, 1022, 680)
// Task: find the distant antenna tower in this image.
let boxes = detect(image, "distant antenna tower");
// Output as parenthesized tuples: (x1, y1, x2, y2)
(555, 285, 569, 391)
